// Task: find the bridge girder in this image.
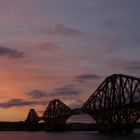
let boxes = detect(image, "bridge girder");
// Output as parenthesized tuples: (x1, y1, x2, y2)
(83, 74, 140, 131)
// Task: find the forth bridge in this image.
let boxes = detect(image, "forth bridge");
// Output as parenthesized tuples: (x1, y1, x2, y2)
(25, 74, 140, 133)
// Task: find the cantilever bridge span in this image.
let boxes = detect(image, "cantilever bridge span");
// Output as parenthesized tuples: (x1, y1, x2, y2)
(25, 74, 140, 132)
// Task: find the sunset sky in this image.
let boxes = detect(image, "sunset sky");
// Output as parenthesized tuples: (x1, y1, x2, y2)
(0, 0, 139, 122)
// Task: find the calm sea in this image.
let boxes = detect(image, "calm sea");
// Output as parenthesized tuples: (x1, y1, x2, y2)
(0, 130, 140, 140)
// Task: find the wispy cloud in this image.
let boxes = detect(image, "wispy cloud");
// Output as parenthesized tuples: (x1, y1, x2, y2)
(42, 24, 82, 36)
(125, 61, 140, 71)
(0, 98, 47, 108)
(51, 84, 81, 97)
(25, 89, 47, 99)
(69, 99, 82, 108)
(103, 19, 117, 30)
(0, 46, 24, 59)
(75, 74, 101, 83)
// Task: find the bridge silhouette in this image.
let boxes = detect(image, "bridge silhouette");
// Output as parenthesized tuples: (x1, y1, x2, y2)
(25, 74, 140, 133)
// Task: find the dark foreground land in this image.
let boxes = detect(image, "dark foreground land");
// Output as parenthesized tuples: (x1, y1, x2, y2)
(0, 122, 97, 131)
(0, 122, 140, 132)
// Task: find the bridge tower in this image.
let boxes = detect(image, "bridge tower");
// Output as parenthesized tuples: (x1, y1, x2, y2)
(25, 109, 39, 130)
(83, 74, 140, 133)
(43, 99, 72, 131)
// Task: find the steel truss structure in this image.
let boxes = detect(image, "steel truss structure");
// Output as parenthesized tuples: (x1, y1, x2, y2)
(43, 99, 72, 130)
(83, 74, 140, 132)
(25, 74, 140, 132)
(25, 109, 39, 123)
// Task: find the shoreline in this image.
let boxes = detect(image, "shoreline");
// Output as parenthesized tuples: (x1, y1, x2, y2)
(0, 122, 139, 132)
(0, 122, 96, 131)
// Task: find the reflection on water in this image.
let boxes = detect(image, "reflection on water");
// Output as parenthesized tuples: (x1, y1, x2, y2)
(0, 130, 140, 140)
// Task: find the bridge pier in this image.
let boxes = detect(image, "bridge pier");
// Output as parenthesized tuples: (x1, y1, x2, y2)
(122, 124, 133, 133)
(44, 119, 67, 131)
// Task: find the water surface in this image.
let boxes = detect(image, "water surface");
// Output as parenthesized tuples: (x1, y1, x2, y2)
(0, 130, 140, 140)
